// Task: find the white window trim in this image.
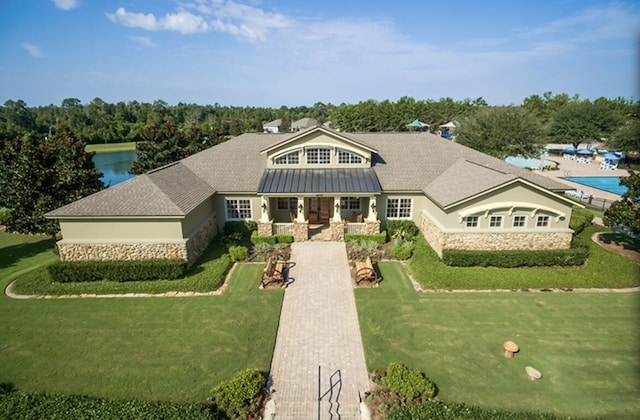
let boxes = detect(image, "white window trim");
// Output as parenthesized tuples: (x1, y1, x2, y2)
(306, 147, 332, 165)
(536, 215, 550, 228)
(340, 197, 361, 211)
(273, 150, 300, 165)
(386, 197, 413, 219)
(512, 215, 527, 228)
(464, 215, 480, 228)
(337, 149, 364, 164)
(225, 198, 252, 220)
(276, 197, 298, 211)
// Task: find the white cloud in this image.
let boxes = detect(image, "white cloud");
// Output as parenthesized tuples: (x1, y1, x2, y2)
(52, 0, 80, 10)
(22, 43, 43, 58)
(106, 8, 208, 34)
(128, 36, 157, 48)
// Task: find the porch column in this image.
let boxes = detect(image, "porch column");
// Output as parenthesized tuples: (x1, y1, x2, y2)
(367, 196, 378, 222)
(259, 196, 270, 223)
(333, 197, 342, 222)
(296, 196, 306, 222)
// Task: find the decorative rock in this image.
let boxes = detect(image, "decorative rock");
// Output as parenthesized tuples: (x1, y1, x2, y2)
(503, 341, 519, 358)
(526, 366, 542, 380)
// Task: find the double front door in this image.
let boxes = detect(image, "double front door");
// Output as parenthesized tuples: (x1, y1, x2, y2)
(307, 197, 333, 223)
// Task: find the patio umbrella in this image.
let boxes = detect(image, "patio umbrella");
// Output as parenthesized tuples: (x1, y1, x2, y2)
(562, 146, 578, 153)
(602, 152, 621, 160)
(406, 119, 429, 128)
(440, 121, 457, 129)
(576, 149, 594, 155)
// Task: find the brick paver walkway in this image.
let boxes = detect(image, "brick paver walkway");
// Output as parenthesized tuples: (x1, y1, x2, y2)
(269, 241, 370, 419)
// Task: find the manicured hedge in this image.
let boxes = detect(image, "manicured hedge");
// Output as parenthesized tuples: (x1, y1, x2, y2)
(223, 221, 257, 238)
(382, 362, 437, 402)
(0, 391, 214, 419)
(386, 220, 420, 239)
(344, 231, 388, 245)
(250, 231, 294, 245)
(47, 259, 187, 283)
(569, 206, 594, 235)
(388, 400, 570, 420)
(210, 369, 266, 419)
(441, 246, 589, 268)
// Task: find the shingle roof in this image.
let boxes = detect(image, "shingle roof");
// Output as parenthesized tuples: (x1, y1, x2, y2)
(258, 169, 382, 194)
(47, 128, 571, 218)
(45, 162, 215, 217)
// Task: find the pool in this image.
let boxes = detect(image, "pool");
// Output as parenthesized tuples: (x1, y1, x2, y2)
(505, 156, 558, 169)
(563, 176, 627, 195)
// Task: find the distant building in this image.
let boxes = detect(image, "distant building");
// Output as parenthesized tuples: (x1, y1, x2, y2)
(263, 119, 282, 133)
(291, 117, 318, 132)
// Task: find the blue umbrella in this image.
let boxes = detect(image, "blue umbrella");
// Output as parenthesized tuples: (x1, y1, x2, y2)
(602, 152, 621, 160)
(562, 146, 578, 153)
(576, 149, 594, 155)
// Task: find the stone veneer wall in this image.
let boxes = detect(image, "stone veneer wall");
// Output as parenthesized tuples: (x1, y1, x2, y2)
(329, 221, 345, 241)
(365, 220, 381, 235)
(420, 212, 572, 257)
(57, 213, 218, 269)
(257, 221, 273, 236)
(293, 221, 308, 242)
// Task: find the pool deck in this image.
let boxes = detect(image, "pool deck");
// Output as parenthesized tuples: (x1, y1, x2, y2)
(535, 153, 628, 202)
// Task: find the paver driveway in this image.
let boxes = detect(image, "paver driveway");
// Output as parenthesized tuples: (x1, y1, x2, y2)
(269, 241, 370, 419)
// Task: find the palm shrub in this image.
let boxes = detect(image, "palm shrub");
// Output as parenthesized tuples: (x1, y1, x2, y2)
(391, 238, 415, 260)
(210, 369, 266, 419)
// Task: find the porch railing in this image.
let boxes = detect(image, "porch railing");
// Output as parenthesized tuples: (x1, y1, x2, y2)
(345, 222, 366, 234)
(273, 223, 294, 235)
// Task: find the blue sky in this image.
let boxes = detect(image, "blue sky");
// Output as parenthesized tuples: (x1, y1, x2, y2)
(1, 0, 638, 107)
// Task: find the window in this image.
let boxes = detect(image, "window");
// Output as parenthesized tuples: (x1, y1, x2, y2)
(306, 147, 331, 164)
(386, 198, 412, 218)
(513, 215, 526, 227)
(340, 197, 361, 210)
(489, 215, 503, 228)
(226, 199, 252, 219)
(464, 215, 479, 227)
(274, 151, 299, 165)
(337, 150, 363, 164)
(536, 215, 550, 227)
(277, 197, 298, 211)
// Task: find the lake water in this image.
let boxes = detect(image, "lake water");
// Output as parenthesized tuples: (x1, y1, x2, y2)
(92, 150, 137, 187)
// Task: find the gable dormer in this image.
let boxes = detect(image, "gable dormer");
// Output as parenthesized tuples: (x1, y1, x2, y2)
(261, 127, 377, 169)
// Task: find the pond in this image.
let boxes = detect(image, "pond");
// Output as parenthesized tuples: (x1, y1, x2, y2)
(92, 150, 137, 187)
(505, 156, 559, 169)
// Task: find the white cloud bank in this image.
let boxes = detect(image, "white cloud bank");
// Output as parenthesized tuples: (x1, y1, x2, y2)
(52, 0, 80, 11)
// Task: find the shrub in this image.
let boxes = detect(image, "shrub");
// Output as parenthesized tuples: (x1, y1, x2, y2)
(388, 400, 567, 420)
(47, 259, 187, 283)
(392, 239, 414, 260)
(223, 221, 257, 238)
(345, 231, 387, 245)
(253, 242, 273, 254)
(0, 207, 11, 225)
(251, 231, 276, 245)
(382, 362, 437, 403)
(221, 232, 245, 246)
(229, 245, 249, 262)
(569, 206, 594, 235)
(441, 246, 589, 267)
(273, 234, 293, 244)
(210, 369, 266, 419)
(386, 220, 419, 240)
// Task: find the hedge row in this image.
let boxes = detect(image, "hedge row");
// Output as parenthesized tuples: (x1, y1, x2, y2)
(344, 231, 388, 245)
(388, 400, 570, 420)
(250, 231, 294, 245)
(569, 206, 594, 236)
(0, 391, 214, 420)
(47, 259, 187, 283)
(441, 246, 589, 268)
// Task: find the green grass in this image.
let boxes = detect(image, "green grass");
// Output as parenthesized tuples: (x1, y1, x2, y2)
(408, 225, 640, 289)
(0, 232, 283, 402)
(10, 242, 233, 295)
(85, 142, 136, 153)
(356, 262, 640, 419)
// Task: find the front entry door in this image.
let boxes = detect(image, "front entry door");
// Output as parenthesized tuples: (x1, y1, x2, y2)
(307, 197, 333, 222)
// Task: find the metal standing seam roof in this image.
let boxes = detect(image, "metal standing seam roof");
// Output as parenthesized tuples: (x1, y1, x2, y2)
(258, 168, 382, 194)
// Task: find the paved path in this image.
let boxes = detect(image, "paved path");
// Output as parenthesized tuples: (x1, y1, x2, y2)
(269, 242, 370, 419)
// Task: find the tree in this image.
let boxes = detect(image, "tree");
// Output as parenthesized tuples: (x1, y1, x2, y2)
(130, 122, 219, 174)
(455, 106, 544, 158)
(603, 170, 640, 235)
(550, 101, 621, 147)
(607, 103, 640, 153)
(0, 125, 103, 235)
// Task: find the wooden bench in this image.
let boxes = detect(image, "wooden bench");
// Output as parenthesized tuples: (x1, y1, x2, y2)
(354, 256, 378, 285)
(262, 256, 286, 288)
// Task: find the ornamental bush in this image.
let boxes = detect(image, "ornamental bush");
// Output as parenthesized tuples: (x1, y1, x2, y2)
(382, 362, 437, 403)
(223, 221, 257, 238)
(47, 259, 186, 283)
(210, 369, 266, 420)
(391, 238, 415, 260)
(229, 245, 249, 262)
(344, 231, 387, 245)
(388, 400, 568, 420)
(569, 206, 594, 235)
(441, 246, 588, 268)
(386, 220, 419, 240)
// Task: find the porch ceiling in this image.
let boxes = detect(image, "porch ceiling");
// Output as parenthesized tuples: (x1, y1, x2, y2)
(257, 168, 382, 194)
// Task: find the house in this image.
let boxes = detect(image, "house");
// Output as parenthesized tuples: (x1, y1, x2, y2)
(291, 117, 318, 132)
(45, 126, 577, 266)
(263, 119, 282, 133)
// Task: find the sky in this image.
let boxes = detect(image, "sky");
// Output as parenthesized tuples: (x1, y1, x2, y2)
(0, 0, 638, 108)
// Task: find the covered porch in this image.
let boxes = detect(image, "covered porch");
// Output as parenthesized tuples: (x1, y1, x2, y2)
(256, 168, 382, 241)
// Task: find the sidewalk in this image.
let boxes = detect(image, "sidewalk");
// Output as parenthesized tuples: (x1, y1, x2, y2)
(268, 242, 370, 419)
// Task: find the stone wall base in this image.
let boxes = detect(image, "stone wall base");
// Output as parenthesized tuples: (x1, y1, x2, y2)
(329, 221, 345, 241)
(365, 220, 381, 235)
(293, 221, 308, 242)
(257, 221, 273, 236)
(185, 213, 218, 267)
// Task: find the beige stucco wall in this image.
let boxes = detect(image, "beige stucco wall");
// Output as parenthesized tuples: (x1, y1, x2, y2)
(213, 194, 261, 229)
(58, 218, 183, 243)
(265, 131, 372, 169)
(182, 198, 215, 238)
(379, 193, 430, 230)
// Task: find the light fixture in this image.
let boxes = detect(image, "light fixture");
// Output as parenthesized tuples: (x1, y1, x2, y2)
(298, 203, 304, 213)
(261, 202, 268, 213)
(370, 202, 376, 211)
(335, 202, 341, 211)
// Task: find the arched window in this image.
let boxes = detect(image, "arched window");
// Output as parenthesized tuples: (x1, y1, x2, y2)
(337, 149, 363, 164)
(274, 150, 300, 165)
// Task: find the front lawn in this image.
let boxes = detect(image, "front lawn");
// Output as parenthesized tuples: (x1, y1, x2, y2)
(408, 224, 640, 289)
(0, 233, 284, 402)
(356, 262, 640, 419)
